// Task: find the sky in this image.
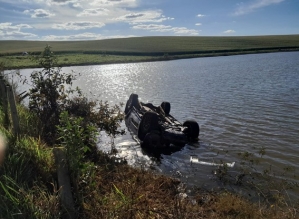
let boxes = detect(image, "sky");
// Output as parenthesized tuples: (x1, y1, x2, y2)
(0, 0, 298, 41)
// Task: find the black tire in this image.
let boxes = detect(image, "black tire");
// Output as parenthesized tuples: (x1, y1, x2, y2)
(142, 133, 161, 148)
(125, 93, 140, 114)
(183, 120, 200, 139)
(161, 102, 171, 115)
(138, 112, 159, 140)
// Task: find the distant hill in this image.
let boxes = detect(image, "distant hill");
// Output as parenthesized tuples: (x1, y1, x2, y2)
(1, 35, 299, 55)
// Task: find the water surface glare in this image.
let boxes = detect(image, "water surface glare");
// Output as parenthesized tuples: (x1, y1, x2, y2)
(18, 52, 299, 197)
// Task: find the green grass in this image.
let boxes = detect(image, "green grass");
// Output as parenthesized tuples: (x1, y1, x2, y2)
(1, 35, 299, 54)
(1, 35, 299, 69)
(0, 105, 58, 218)
(0, 54, 160, 69)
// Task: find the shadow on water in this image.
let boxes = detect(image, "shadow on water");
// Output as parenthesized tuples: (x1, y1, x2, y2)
(140, 143, 188, 160)
(124, 118, 187, 159)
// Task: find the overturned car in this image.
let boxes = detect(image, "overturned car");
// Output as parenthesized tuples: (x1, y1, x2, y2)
(124, 93, 200, 149)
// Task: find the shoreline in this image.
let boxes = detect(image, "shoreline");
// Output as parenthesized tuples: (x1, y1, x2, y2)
(2, 48, 299, 70)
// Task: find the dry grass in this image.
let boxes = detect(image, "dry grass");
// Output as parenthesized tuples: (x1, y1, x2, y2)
(76, 155, 299, 219)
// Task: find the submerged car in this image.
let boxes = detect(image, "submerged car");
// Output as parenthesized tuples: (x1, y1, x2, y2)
(124, 93, 200, 149)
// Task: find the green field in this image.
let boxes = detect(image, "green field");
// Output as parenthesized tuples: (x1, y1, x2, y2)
(1, 35, 299, 54)
(1, 35, 299, 69)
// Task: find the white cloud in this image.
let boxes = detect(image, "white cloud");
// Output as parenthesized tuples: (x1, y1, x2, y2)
(0, 23, 36, 39)
(52, 21, 105, 30)
(43, 32, 103, 40)
(1, 0, 203, 40)
(24, 9, 55, 18)
(47, 0, 79, 6)
(132, 24, 172, 31)
(132, 24, 199, 35)
(18, 1, 174, 30)
(116, 10, 174, 23)
(42, 32, 135, 40)
(223, 29, 235, 34)
(197, 14, 205, 17)
(51, 0, 73, 3)
(90, 0, 137, 7)
(170, 27, 199, 35)
(0, 31, 37, 39)
(0, 23, 33, 31)
(77, 8, 109, 17)
(195, 23, 202, 26)
(234, 0, 285, 15)
(26, 0, 136, 7)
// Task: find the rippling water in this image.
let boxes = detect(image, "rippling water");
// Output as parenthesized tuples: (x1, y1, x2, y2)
(17, 51, 299, 197)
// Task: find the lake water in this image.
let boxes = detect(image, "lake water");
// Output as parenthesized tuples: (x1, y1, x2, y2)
(16, 51, 299, 199)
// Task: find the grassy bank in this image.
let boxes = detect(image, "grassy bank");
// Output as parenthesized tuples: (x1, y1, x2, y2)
(1, 45, 298, 218)
(1, 35, 299, 69)
(1, 104, 297, 218)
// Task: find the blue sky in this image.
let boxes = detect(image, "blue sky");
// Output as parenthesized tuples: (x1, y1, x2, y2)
(0, 0, 298, 41)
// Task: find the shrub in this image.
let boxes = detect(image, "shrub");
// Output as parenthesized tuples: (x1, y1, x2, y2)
(26, 45, 78, 143)
(23, 45, 123, 144)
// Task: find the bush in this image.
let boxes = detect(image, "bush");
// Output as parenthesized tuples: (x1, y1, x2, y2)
(26, 45, 78, 143)
(23, 45, 123, 144)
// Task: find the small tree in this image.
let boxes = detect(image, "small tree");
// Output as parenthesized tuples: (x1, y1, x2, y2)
(27, 45, 124, 145)
(29, 45, 78, 143)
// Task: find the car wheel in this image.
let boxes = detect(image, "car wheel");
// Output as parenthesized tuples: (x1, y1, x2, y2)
(183, 120, 200, 139)
(142, 133, 161, 148)
(138, 112, 159, 140)
(161, 101, 171, 115)
(125, 93, 139, 114)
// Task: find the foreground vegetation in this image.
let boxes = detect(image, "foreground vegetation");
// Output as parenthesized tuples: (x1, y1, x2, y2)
(0, 46, 298, 218)
(1, 35, 299, 69)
